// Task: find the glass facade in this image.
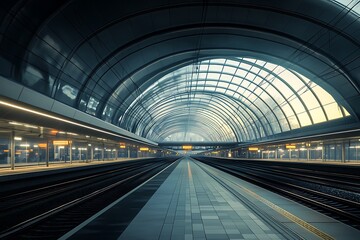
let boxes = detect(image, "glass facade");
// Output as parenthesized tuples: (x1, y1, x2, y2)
(209, 138, 360, 163)
(0, 120, 168, 169)
(119, 58, 350, 142)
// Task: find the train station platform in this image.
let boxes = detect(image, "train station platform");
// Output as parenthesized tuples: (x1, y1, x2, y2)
(61, 157, 360, 240)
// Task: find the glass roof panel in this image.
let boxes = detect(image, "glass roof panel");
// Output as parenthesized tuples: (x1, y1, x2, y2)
(330, 0, 360, 15)
(118, 57, 350, 142)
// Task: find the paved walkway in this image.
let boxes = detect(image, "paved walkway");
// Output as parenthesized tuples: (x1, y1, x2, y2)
(119, 159, 288, 240)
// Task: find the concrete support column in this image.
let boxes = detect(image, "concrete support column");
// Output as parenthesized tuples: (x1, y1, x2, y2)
(79, 148, 82, 161)
(275, 149, 277, 160)
(115, 147, 118, 160)
(128, 148, 131, 158)
(102, 143, 105, 161)
(90, 145, 94, 162)
(46, 140, 50, 167)
(69, 141, 72, 164)
(307, 148, 310, 161)
(10, 131, 15, 170)
(289, 149, 292, 160)
(342, 142, 346, 163)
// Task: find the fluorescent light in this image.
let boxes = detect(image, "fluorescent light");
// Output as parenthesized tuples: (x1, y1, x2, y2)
(20, 144, 30, 147)
(9, 121, 23, 126)
(14, 137, 22, 141)
(24, 124, 38, 129)
(33, 145, 38, 148)
(86, 135, 90, 138)
(0, 99, 156, 146)
(58, 131, 66, 134)
(88, 144, 92, 146)
(67, 132, 78, 136)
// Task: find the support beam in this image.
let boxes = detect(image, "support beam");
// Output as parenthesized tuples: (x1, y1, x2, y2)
(10, 131, 15, 170)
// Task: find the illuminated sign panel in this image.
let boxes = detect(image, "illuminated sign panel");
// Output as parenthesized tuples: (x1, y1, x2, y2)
(53, 140, 69, 146)
(182, 145, 192, 150)
(140, 147, 149, 151)
(38, 143, 47, 148)
(248, 147, 259, 151)
(286, 144, 296, 149)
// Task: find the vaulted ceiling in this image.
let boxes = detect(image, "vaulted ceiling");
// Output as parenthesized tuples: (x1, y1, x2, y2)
(0, 0, 359, 142)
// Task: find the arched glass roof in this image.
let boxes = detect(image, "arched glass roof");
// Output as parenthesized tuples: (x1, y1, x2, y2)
(331, 0, 360, 16)
(120, 57, 350, 142)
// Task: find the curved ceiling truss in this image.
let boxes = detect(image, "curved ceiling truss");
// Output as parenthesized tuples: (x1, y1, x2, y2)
(120, 57, 350, 142)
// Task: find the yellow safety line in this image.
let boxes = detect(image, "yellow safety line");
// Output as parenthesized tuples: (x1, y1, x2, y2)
(232, 181, 335, 240)
(187, 161, 192, 179)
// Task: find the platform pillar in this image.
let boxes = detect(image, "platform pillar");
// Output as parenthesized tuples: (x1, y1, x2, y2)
(102, 143, 105, 161)
(307, 148, 310, 161)
(69, 141, 72, 164)
(10, 131, 15, 170)
(289, 149, 292, 160)
(90, 145, 94, 162)
(342, 142, 346, 163)
(128, 148, 131, 158)
(46, 140, 50, 167)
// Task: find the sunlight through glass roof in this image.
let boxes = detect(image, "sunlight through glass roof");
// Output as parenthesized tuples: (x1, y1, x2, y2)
(120, 57, 350, 142)
(331, 0, 360, 16)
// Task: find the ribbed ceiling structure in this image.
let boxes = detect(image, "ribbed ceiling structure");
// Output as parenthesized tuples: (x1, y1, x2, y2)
(0, 0, 360, 143)
(120, 57, 350, 142)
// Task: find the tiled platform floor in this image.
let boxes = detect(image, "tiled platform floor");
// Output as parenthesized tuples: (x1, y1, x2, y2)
(119, 158, 290, 240)
(63, 157, 360, 240)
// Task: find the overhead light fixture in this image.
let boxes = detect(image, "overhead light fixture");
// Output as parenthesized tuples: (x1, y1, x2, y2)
(67, 132, 78, 136)
(14, 137, 22, 141)
(9, 121, 23, 126)
(24, 124, 38, 129)
(0, 100, 156, 146)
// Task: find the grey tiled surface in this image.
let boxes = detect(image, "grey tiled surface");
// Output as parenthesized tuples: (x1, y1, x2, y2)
(118, 158, 284, 240)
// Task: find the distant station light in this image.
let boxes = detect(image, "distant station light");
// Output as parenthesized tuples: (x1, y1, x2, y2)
(248, 147, 259, 151)
(140, 147, 149, 151)
(182, 145, 193, 150)
(38, 143, 47, 148)
(286, 144, 296, 149)
(53, 140, 69, 146)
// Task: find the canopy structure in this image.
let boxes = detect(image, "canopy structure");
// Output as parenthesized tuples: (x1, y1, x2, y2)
(0, 0, 359, 143)
(120, 57, 350, 142)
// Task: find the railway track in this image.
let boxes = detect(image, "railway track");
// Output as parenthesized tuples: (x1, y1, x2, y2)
(193, 157, 360, 230)
(0, 157, 179, 239)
